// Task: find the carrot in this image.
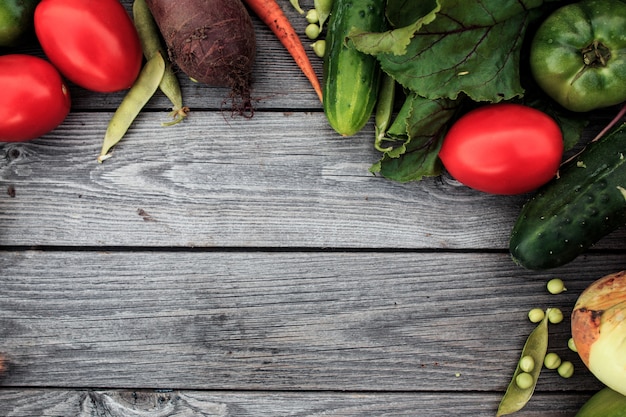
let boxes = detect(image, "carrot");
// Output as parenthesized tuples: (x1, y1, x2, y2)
(243, 0, 324, 102)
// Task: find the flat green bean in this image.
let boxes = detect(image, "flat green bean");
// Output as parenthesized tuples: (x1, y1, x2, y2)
(97, 52, 165, 163)
(132, 0, 188, 124)
(496, 309, 550, 416)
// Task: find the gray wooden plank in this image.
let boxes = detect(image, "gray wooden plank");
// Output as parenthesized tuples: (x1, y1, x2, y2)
(0, 389, 592, 417)
(2, 111, 624, 249)
(0, 250, 613, 391)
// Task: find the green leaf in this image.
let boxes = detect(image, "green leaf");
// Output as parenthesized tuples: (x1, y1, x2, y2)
(385, 0, 440, 28)
(349, 0, 440, 56)
(379, 0, 541, 102)
(520, 79, 591, 152)
(534, 105, 590, 152)
(371, 93, 459, 182)
(354, 0, 555, 103)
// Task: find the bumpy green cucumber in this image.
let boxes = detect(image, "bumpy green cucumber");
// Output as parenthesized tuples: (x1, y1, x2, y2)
(510, 122, 626, 270)
(322, 0, 386, 136)
(575, 387, 626, 417)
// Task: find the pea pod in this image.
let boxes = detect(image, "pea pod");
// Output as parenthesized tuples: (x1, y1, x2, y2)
(496, 309, 550, 417)
(132, 0, 188, 125)
(314, 0, 332, 30)
(289, 0, 304, 14)
(97, 52, 165, 163)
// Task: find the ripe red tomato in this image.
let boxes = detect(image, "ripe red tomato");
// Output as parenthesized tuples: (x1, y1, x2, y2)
(0, 54, 71, 142)
(34, 0, 142, 93)
(438, 104, 563, 195)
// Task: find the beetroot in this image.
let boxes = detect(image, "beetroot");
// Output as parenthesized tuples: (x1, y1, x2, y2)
(145, 0, 256, 113)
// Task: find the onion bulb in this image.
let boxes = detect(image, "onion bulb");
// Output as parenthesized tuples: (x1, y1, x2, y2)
(571, 270, 626, 395)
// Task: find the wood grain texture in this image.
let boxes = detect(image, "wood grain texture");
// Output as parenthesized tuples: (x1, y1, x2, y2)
(0, 111, 520, 248)
(0, 389, 592, 417)
(0, 1, 624, 416)
(0, 250, 617, 393)
(1, 111, 625, 249)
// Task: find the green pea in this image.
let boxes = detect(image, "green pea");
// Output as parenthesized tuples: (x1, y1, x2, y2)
(98, 52, 165, 163)
(544, 352, 562, 370)
(557, 361, 574, 378)
(528, 308, 545, 323)
(515, 372, 534, 389)
(568, 337, 578, 352)
(305, 23, 321, 40)
(547, 278, 566, 294)
(311, 40, 326, 58)
(496, 312, 549, 416)
(519, 355, 535, 373)
(547, 308, 564, 324)
(306, 9, 319, 24)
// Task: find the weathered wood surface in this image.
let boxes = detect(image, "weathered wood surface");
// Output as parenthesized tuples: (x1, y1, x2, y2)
(2, 111, 625, 250)
(0, 250, 613, 415)
(0, 111, 527, 249)
(1, 1, 625, 416)
(0, 389, 591, 417)
(0, 250, 614, 388)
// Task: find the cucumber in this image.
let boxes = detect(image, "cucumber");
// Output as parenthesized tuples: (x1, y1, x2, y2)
(509, 122, 626, 270)
(575, 387, 626, 417)
(322, 0, 386, 136)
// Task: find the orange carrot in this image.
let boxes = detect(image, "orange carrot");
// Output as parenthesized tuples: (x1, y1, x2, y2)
(243, 0, 324, 102)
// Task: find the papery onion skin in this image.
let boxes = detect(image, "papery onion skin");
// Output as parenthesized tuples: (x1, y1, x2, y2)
(571, 271, 626, 396)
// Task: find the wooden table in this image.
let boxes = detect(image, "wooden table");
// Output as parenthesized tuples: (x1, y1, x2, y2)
(1, 1, 623, 415)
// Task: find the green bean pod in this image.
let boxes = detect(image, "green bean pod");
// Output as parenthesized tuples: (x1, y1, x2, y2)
(98, 52, 166, 163)
(289, 0, 305, 14)
(132, 0, 188, 124)
(496, 309, 550, 416)
(314, 0, 333, 29)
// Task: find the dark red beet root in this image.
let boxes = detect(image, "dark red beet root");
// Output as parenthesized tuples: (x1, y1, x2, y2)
(145, 0, 256, 113)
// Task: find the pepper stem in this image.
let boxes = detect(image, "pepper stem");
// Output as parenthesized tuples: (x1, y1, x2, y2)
(581, 40, 611, 67)
(571, 40, 612, 85)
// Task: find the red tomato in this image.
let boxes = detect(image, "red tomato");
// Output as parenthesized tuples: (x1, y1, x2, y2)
(34, 0, 142, 93)
(0, 54, 71, 142)
(439, 104, 563, 195)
